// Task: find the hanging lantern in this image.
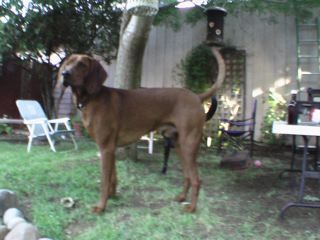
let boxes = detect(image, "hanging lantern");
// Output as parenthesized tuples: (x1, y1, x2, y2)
(126, 0, 159, 16)
(205, 7, 228, 46)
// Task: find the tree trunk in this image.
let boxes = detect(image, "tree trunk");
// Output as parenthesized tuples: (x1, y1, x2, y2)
(40, 64, 54, 118)
(114, 7, 155, 160)
(114, 12, 154, 89)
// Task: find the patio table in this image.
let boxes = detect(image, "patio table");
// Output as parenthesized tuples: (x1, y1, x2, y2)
(272, 121, 320, 218)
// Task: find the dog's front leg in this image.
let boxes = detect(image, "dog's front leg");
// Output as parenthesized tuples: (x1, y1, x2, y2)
(92, 145, 116, 213)
(109, 162, 117, 197)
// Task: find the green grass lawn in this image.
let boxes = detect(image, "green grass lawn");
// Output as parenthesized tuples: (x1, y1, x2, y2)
(1, 138, 320, 240)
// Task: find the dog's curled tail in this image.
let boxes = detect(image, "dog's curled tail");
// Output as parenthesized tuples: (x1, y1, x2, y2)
(198, 47, 225, 102)
(205, 96, 218, 121)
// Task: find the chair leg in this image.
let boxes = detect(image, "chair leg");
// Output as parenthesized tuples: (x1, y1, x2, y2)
(217, 132, 223, 154)
(27, 137, 33, 153)
(249, 133, 254, 158)
(27, 124, 36, 153)
(70, 134, 78, 150)
(47, 137, 56, 152)
(64, 122, 78, 151)
(148, 132, 154, 154)
(41, 123, 56, 152)
(249, 138, 254, 158)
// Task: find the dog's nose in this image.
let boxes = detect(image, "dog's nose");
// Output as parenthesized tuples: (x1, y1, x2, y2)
(62, 70, 71, 78)
(62, 70, 71, 87)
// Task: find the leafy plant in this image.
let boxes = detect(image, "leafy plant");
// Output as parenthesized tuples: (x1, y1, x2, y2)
(71, 113, 82, 124)
(261, 89, 287, 144)
(179, 44, 217, 93)
(0, 123, 12, 135)
(0, 0, 121, 116)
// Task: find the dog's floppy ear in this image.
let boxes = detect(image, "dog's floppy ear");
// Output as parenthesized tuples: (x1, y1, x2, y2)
(84, 57, 107, 95)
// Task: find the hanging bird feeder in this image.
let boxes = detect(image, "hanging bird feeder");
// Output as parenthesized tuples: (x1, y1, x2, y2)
(205, 7, 228, 46)
(126, 0, 159, 16)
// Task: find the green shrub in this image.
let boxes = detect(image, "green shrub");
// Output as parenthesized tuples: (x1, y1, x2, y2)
(180, 44, 216, 93)
(261, 89, 286, 144)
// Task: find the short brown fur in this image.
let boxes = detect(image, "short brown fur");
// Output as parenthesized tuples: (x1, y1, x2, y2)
(58, 54, 224, 213)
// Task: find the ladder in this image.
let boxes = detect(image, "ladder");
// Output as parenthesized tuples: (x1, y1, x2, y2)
(296, 17, 320, 93)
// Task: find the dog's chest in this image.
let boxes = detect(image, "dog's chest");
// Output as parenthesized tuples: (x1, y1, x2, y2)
(81, 114, 89, 128)
(80, 107, 111, 140)
(80, 111, 93, 133)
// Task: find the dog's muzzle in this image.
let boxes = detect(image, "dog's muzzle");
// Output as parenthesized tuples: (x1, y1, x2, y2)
(61, 70, 71, 87)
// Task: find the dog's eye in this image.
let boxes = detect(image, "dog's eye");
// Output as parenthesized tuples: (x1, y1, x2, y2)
(77, 61, 87, 68)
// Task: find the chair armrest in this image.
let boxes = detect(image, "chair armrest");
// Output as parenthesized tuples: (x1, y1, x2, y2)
(220, 118, 255, 128)
(23, 118, 47, 124)
(220, 118, 231, 122)
(48, 118, 73, 132)
(229, 120, 254, 127)
(48, 118, 70, 124)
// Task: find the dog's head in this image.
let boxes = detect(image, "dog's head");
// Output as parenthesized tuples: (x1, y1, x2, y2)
(58, 54, 107, 95)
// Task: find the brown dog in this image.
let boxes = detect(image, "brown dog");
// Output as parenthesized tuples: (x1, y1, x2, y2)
(58, 53, 224, 213)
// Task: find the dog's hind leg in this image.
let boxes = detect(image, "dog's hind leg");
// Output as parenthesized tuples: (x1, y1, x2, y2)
(174, 144, 191, 203)
(109, 163, 117, 197)
(177, 130, 202, 213)
(185, 156, 201, 213)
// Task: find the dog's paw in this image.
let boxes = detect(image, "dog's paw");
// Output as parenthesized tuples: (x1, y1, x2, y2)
(108, 190, 117, 198)
(174, 194, 186, 203)
(91, 205, 105, 214)
(183, 204, 196, 213)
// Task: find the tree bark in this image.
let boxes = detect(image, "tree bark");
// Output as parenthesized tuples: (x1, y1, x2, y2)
(114, 12, 154, 89)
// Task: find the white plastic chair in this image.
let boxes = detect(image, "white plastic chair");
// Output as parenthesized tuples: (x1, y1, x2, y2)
(16, 100, 78, 152)
(140, 132, 154, 154)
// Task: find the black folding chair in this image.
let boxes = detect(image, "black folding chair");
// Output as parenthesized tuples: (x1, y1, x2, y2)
(218, 99, 257, 157)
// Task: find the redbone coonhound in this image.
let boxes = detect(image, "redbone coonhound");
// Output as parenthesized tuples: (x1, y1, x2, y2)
(58, 53, 224, 213)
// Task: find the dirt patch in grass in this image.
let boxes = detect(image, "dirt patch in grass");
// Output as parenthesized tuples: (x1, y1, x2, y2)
(65, 221, 95, 239)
